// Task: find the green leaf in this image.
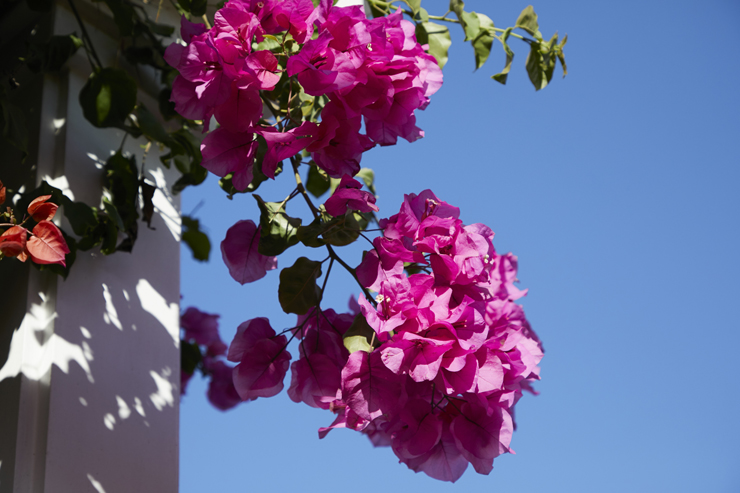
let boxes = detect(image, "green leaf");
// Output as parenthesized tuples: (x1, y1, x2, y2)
(181, 215, 211, 262)
(103, 200, 126, 232)
(26, 0, 53, 11)
(254, 194, 302, 256)
(104, 152, 139, 231)
(515, 5, 540, 37)
(101, 0, 136, 36)
(140, 180, 156, 229)
(492, 27, 515, 85)
(405, 0, 421, 13)
(189, 0, 208, 16)
(525, 36, 557, 91)
(414, 7, 429, 23)
(556, 34, 568, 77)
(99, 215, 120, 255)
(355, 168, 376, 195)
(306, 164, 330, 198)
(146, 20, 175, 37)
(472, 14, 494, 70)
(343, 313, 377, 354)
(181, 340, 203, 375)
(0, 95, 28, 159)
(459, 11, 481, 41)
(158, 89, 178, 121)
(322, 211, 360, 247)
(278, 257, 322, 315)
(368, 1, 387, 18)
(525, 42, 545, 90)
(172, 162, 208, 194)
(136, 104, 174, 146)
(26, 34, 83, 73)
(79, 68, 137, 128)
(296, 218, 326, 248)
(62, 199, 99, 237)
(416, 22, 452, 69)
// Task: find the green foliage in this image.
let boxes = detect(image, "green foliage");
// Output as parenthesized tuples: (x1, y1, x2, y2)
(306, 164, 330, 198)
(515, 5, 540, 37)
(321, 212, 360, 247)
(343, 313, 378, 354)
(0, 89, 28, 159)
(416, 22, 451, 69)
(181, 340, 203, 375)
(491, 28, 515, 84)
(104, 152, 139, 234)
(26, 34, 83, 73)
(254, 194, 302, 256)
(278, 257, 322, 315)
(472, 14, 495, 70)
(525, 32, 564, 91)
(181, 216, 211, 262)
(79, 68, 137, 128)
(355, 168, 377, 196)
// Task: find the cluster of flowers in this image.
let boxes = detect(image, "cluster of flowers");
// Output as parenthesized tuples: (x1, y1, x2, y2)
(0, 188, 70, 267)
(180, 307, 242, 411)
(226, 190, 543, 482)
(165, 0, 442, 189)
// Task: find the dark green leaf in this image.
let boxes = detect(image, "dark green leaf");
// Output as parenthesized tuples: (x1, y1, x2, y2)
(62, 199, 99, 237)
(0, 95, 28, 159)
(515, 5, 540, 37)
(101, 0, 135, 36)
(322, 212, 360, 247)
(104, 152, 139, 230)
(181, 340, 202, 375)
(146, 20, 175, 37)
(254, 194, 302, 256)
(306, 164, 330, 198)
(181, 215, 211, 261)
(140, 180, 156, 229)
(99, 215, 120, 255)
(189, 0, 207, 16)
(172, 162, 208, 194)
(416, 23, 452, 69)
(278, 257, 322, 315)
(26, 34, 83, 73)
(158, 89, 178, 120)
(26, 0, 53, 11)
(79, 68, 137, 128)
(136, 104, 176, 147)
(103, 200, 126, 232)
(296, 218, 326, 248)
(525, 36, 557, 91)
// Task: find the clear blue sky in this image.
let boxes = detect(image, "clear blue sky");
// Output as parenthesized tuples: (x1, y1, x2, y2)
(179, 1, 740, 491)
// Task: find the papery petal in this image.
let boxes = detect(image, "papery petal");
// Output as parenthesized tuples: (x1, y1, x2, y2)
(221, 220, 277, 285)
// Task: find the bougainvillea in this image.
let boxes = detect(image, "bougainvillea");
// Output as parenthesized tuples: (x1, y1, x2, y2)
(161, 0, 561, 483)
(165, 0, 442, 187)
(0, 190, 69, 266)
(0, 0, 568, 483)
(227, 191, 542, 482)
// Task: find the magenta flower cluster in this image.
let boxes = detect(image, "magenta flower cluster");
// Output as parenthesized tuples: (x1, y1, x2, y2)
(164, 0, 442, 189)
(226, 191, 543, 482)
(180, 307, 242, 411)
